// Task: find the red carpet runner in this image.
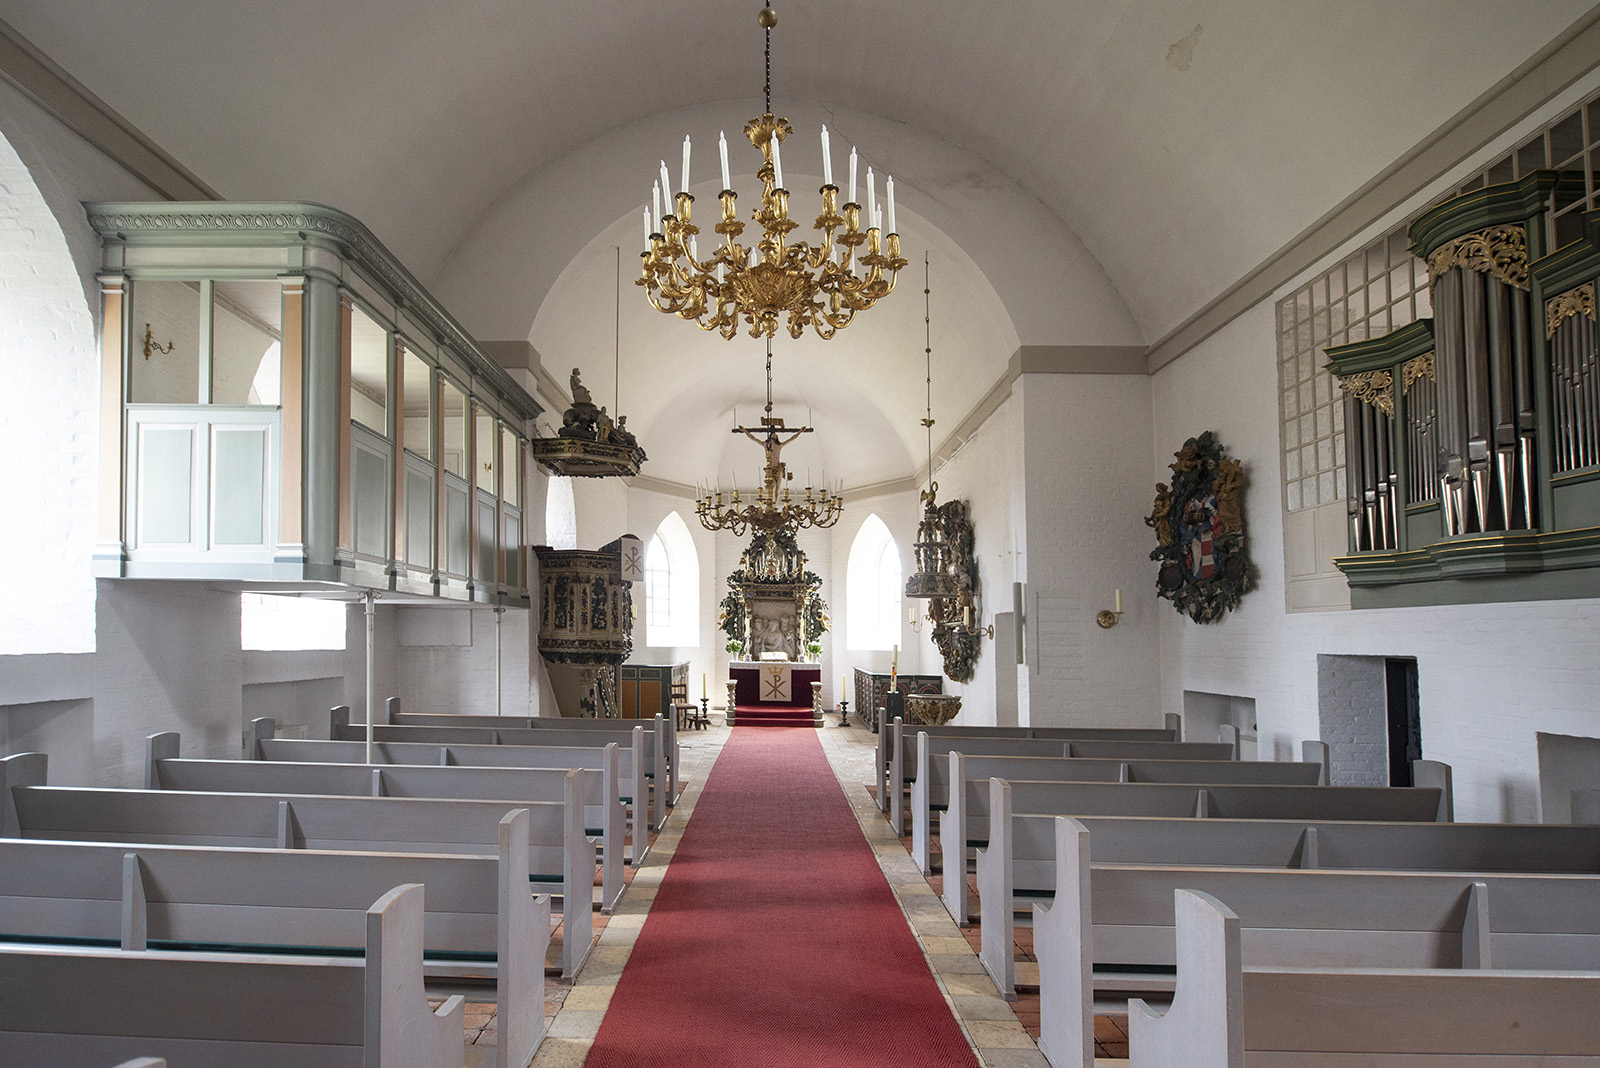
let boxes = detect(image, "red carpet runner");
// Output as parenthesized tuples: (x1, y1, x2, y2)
(584, 726, 980, 1067)
(732, 703, 815, 727)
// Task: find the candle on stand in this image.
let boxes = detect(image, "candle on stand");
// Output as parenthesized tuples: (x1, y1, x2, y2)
(642, 209, 651, 248)
(820, 125, 833, 186)
(701, 672, 707, 699)
(659, 160, 671, 209)
(651, 182, 661, 232)
(770, 132, 784, 189)
(848, 146, 858, 206)
(1115, 588, 1123, 614)
(681, 136, 691, 195)
(719, 131, 731, 191)
(891, 644, 898, 673)
(866, 167, 877, 227)
(886, 175, 896, 233)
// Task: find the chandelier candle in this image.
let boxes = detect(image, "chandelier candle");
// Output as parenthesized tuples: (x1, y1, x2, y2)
(637, 3, 905, 340)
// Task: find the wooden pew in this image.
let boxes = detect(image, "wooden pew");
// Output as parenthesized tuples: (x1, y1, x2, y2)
(875, 717, 1186, 816)
(0, 810, 547, 1068)
(909, 735, 1324, 873)
(1, 752, 594, 978)
(982, 787, 1600, 1002)
(883, 721, 1234, 835)
(375, 696, 681, 808)
(254, 719, 654, 863)
(942, 769, 1446, 924)
(149, 732, 624, 914)
(1126, 887, 1600, 1068)
(325, 715, 671, 831)
(1032, 814, 1600, 1066)
(0, 882, 464, 1068)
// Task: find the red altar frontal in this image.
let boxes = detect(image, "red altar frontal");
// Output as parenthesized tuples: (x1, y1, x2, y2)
(729, 661, 821, 707)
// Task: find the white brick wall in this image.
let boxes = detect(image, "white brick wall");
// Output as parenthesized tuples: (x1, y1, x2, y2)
(0, 126, 98, 655)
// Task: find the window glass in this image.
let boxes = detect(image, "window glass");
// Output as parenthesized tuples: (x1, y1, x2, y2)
(476, 411, 497, 493)
(130, 280, 202, 404)
(440, 379, 468, 478)
(401, 349, 433, 460)
(212, 280, 282, 406)
(500, 425, 521, 507)
(240, 593, 345, 650)
(349, 304, 389, 433)
(846, 514, 901, 650)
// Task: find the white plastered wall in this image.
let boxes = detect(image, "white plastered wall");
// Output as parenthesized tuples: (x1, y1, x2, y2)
(1152, 301, 1600, 823)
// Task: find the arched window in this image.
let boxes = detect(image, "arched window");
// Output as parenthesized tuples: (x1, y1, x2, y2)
(847, 514, 901, 650)
(645, 511, 700, 647)
(544, 474, 577, 550)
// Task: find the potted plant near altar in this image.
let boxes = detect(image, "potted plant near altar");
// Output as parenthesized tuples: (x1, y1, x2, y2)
(726, 639, 744, 657)
(805, 641, 822, 662)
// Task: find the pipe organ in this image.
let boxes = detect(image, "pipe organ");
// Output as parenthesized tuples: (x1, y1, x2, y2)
(1328, 173, 1600, 604)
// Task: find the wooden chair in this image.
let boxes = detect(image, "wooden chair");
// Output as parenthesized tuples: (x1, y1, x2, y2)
(671, 678, 707, 731)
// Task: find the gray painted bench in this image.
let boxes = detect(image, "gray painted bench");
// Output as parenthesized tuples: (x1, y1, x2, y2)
(1127, 887, 1600, 1068)
(150, 731, 623, 914)
(1, 752, 594, 978)
(980, 781, 1600, 999)
(0, 810, 546, 1068)
(1032, 815, 1600, 1066)
(941, 769, 1446, 924)
(874, 718, 1180, 813)
(325, 716, 670, 831)
(0, 882, 464, 1068)
(379, 696, 680, 807)
(254, 719, 654, 863)
(882, 717, 1231, 833)
(910, 735, 1324, 873)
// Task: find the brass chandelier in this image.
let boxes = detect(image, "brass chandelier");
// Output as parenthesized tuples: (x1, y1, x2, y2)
(696, 341, 843, 535)
(638, 4, 906, 341)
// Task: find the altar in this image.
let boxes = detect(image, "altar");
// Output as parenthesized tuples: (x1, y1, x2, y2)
(729, 660, 822, 707)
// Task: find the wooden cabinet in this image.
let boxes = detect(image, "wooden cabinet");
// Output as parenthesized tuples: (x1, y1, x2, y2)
(619, 663, 676, 721)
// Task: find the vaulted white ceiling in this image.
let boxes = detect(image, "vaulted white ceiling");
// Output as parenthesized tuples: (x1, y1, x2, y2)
(4, 0, 1595, 490)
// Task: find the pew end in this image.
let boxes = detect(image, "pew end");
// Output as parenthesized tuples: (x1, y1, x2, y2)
(1127, 888, 1242, 1068)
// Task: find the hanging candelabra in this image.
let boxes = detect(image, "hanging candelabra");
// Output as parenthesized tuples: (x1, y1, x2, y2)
(638, 4, 906, 341)
(696, 339, 844, 535)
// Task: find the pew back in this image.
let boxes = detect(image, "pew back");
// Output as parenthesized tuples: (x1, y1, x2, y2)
(0, 882, 464, 1068)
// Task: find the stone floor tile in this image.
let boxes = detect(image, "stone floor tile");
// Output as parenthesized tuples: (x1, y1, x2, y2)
(977, 1048, 1053, 1068)
(966, 1019, 1036, 1049)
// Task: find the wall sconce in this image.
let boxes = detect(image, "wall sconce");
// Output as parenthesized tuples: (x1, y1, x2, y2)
(957, 592, 994, 640)
(908, 605, 924, 634)
(143, 323, 174, 361)
(1096, 589, 1124, 629)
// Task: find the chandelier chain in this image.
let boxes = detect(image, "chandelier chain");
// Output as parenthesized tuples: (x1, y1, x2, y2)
(763, 5, 772, 115)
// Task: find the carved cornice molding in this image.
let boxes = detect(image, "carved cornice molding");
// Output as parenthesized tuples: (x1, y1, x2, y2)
(85, 202, 541, 421)
(1426, 224, 1529, 290)
(1546, 282, 1597, 338)
(1401, 352, 1436, 393)
(1340, 369, 1394, 416)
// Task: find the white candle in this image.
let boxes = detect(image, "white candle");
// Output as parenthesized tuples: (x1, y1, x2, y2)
(642, 208, 651, 246)
(848, 146, 857, 205)
(1115, 588, 1123, 614)
(702, 672, 706, 698)
(886, 175, 896, 233)
(719, 130, 731, 191)
(770, 132, 783, 189)
(681, 136, 691, 195)
(892, 644, 898, 672)
(659, 160, 671, 211)
(820, 125, 833, 186)
(866, 167, 877, 227)
(689, 236, 698, 261)
(651, 181, 661, 232)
